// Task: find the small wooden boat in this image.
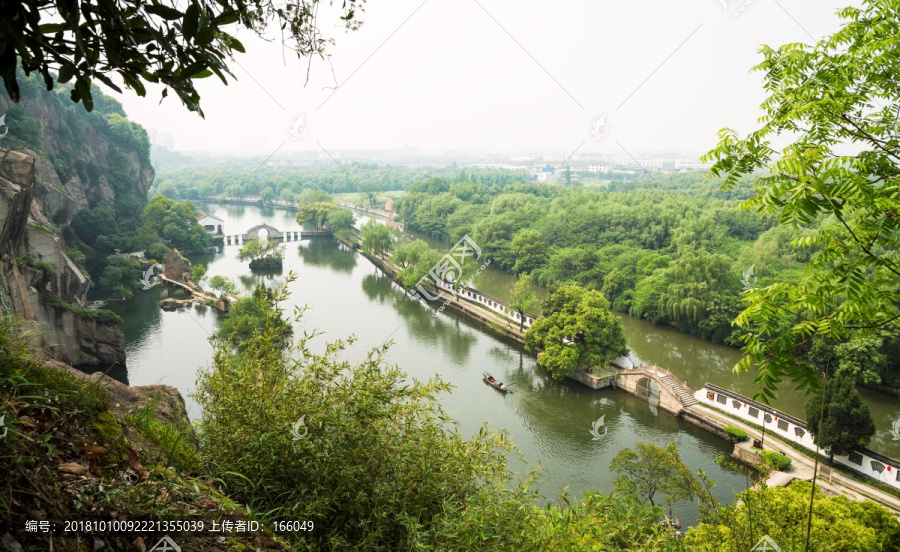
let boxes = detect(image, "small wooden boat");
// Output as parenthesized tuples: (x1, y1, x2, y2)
(483, 371, 511, 393)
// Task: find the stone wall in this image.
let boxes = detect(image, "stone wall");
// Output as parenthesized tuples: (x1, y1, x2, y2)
(697, 383, 900, 491)
(616, 371, 684, 415)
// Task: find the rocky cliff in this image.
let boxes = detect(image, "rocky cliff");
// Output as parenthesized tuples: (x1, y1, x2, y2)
(0, 149, 128, 366)
(0, 72, 154, 367)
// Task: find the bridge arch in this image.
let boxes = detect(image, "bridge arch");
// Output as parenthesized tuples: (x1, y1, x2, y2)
(615, 367, 697, 415)
(635, 377, 660, 406)
(244, 223, 282, 240)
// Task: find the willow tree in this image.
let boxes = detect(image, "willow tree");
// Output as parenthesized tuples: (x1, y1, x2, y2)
(704, 0, 900, 400)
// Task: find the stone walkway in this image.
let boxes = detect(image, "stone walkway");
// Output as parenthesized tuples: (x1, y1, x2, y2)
(691, 403, 900, 515)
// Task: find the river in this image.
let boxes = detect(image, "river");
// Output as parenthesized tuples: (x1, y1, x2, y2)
(104, 202, 900, 524)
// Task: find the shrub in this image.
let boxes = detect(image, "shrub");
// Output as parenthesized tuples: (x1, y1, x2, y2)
(196, 281, 526, 549)
(191, 265, 206, 283)
(248, 256, 282, 270)
(65, 247, 86, 265)
(145, 243, 170, 263)
(758, 450, 792, 471)
(724, 425, 749, 442)
(40, 293, 123, 325)
(17, 253, 57, 288)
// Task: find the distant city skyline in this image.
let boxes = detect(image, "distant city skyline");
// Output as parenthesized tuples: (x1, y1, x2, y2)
(116, 1, 856, 157)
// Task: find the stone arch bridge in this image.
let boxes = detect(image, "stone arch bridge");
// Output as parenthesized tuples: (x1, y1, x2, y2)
(570, 365, 698, 416)
(223, 223, 331, 245)
(615, 366, 698, 415)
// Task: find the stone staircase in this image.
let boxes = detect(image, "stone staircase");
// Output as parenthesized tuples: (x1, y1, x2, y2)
(657, 372, 698, 407)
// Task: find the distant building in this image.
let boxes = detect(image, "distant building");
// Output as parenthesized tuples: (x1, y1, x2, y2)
(587, 164, 610, 174)
(385, 199, 394, 211)
(198, 212, 224, 235)
(675, 160, 714, 170)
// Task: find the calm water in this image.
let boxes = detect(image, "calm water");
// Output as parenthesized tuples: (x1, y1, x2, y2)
(104, 202, 898, 522)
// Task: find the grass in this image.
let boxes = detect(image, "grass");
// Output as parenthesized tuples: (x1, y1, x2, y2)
(124, 400, 202, 474)
(40, 292, 124, 325)
(26, 221, 57, 236)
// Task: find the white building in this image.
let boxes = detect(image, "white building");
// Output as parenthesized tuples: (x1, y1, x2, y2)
(198, 213, 224, 235)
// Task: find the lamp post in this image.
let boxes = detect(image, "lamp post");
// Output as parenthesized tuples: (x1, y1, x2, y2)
(760, 411, 767, 449)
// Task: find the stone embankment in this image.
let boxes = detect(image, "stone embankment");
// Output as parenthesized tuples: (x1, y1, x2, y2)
(358, 249, 529, 345)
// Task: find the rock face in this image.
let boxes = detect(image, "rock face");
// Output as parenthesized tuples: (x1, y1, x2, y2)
(163, 249, 192, 283)
(0, 149, 125, 366)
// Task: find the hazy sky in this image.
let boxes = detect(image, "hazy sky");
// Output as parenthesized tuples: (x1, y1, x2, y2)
(113, 0, 855, 157)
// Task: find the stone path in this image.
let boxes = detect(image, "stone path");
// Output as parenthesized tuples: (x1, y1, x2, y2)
(691, 403, 900, 515)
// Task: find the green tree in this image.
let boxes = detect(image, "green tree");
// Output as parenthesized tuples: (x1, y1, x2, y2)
(158, 181, 178, 199)
(297, 189, 333, 205)
(360, 220, 395, 260)
(1, 0, 364, 114)
(508, 274, 536, 331)
(685, 482, 900, 552)
(141, 195, 211, 252)
(236, 236, 284, 268)
(211, 289, 292, 352)
(509, 229, 547, 274)
(191, 264, 206, 283)
(610, 442, 700, 508)
(325, 207, 355, 232)
(208, 275, 238, 297)
(705, 0, 900, 398)
(392, 239, 432, 269)
(805, 370, 876, 461)
(524, 285, 627, 379)
(296, 201, 337, 231)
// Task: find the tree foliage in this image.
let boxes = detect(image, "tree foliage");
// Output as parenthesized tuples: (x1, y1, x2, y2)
(296, 201, 338, 231)
(141, 195, 212, 253)
(508, 274, 537, 330)
(208, 275, 237, 297)
(704, 0, 900, 398)
(686, 481, 900, 552)
(360, 220, 395, 260)
(524, 285, 627, 379)
(210, 284, 292, 352)
(0, 0, 365, 114)
(805, 370, 876, 460)
(236, 236, 284, 270)
(609, 442, 701, 507)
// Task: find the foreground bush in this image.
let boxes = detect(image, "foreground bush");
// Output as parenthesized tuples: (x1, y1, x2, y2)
(195, 284, 683, 551)
(687, 482, 900, 552)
